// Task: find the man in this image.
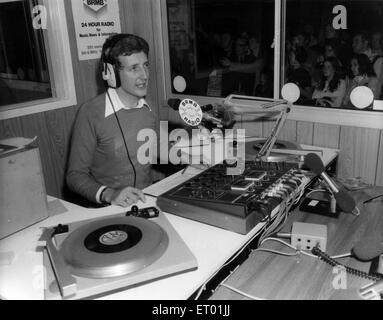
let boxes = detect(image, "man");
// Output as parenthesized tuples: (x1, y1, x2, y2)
(220, 35, 258, 96)
(67, 34, 154, 207)
(352, 32, 383, 98)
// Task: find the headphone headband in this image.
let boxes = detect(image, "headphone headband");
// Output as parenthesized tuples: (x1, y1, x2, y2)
(102, 34, 130, 65)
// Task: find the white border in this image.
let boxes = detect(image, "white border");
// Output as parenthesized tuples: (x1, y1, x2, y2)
(0, 0, 76, 120)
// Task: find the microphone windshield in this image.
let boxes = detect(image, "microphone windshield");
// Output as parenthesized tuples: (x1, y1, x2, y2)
(304, 153, 325, 175)
(334, 187, 356, 213)
(352, 235, 383, 261)
(167, 98, 181, 111)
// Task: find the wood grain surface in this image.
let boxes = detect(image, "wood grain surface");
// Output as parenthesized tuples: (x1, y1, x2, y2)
(210, 187, 383, 300)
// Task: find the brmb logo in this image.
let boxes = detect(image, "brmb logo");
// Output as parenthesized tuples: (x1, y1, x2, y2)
(83, 0, 108, 13)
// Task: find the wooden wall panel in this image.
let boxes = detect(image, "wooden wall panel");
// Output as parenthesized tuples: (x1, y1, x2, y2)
(0, 117, 25, 139)
(296, 121, 314, 145)
(337, 126, 380, 185)
(313, 123, 340, 149)
(375, 131, 383, 186)
(263, 119, 297, 142)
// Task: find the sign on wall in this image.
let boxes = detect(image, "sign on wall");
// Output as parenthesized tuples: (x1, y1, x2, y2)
(71, 0, 121, 61)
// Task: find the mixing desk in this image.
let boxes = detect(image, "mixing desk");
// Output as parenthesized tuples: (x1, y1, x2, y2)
(157, 160, 310, 234)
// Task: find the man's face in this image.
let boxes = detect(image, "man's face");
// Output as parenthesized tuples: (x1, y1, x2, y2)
(372, 33, 382, 51)
(352, 35, 366, 53)
(323, 61, 334, 78)
(235, 38, 248, 57)
(118, 51, 149, 99)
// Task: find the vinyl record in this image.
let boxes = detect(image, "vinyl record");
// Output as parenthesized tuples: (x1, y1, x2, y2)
(60, 216, 169, 278)
(245, 139, 301, 162)
(84, 224, 142, 254)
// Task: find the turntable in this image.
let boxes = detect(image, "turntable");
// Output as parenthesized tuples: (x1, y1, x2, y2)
(40, 210, 197, 300)
(245, 138, 303, 162)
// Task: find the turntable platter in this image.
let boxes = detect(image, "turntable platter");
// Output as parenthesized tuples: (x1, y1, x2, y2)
(245, 139, 301, 162)
(60, 216, 169, 279)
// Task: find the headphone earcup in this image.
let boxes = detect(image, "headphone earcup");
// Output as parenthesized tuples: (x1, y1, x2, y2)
(102, 62, 117, 88)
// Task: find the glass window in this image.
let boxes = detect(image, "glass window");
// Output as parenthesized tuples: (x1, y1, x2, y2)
(0, 0, 52, 107)
(166, 0, 274, 98)
(0, 0, 76, 120)
(284, 0, 383, 110)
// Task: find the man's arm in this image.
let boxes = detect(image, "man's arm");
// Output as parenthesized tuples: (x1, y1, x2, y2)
(67, 106, 147, 207)
(66, 107, 103, 203)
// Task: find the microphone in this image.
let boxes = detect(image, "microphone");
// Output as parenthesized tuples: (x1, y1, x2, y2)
(303, 153, 356, 213)
(352, 235, 383, 261)
(167, 98, 223, 127)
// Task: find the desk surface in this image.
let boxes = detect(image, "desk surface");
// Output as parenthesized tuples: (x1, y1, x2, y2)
(210, 187, 383, 300)
(0, 145, 338, 300)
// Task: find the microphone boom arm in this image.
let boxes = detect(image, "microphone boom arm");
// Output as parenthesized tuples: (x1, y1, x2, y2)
(256, 105, 290, 161)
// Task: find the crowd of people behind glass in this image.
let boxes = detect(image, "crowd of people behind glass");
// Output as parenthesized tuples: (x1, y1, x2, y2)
(170, 21, 383, 110)
(284, 24, 383, 109)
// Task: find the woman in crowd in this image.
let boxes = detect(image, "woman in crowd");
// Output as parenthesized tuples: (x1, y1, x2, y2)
(343, 53, 378, 106)
(286, 47, 312, 103)
(312, 57, 346, 108)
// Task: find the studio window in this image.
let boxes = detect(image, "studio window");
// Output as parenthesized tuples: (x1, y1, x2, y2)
(284, 0, 383, 111)
(0, 0, 76, 120)
(166, 0, 274, 99)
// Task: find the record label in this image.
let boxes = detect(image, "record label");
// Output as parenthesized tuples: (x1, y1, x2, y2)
(84, 224, 142, 254)
(99, 230, 128, 246)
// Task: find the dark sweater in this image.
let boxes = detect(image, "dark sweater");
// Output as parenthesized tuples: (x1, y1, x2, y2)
(66, 92, 156, 203)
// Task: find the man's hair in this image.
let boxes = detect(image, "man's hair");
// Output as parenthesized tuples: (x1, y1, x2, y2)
(102, 33, 149, 70)
(294, 47, 308, 64)
(352, 53, 376, 77)
(353, 32, 370, 46)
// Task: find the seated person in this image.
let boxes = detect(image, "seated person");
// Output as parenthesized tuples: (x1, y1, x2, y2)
(312, 57, 346, 108)
(254, 68, 273, 98)
(220, 35, 261, 96)
(67, 34, 220, 208)
(323, 39, 345, 76)
(343, 53, 378, 107)
(67, 34, 156, 208)
(286, 47, 312, 103)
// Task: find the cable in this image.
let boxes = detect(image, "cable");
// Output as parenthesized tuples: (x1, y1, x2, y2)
(253, 248, 299, 257)
(363, 194, 383, 204)
(331, 253, 352, 259)
(306, 188, 331, 198)
(143, 192, 158, 198)
(259, 237, 351, 259)
(219, 283, 265, 300)
(312, 247, 383, 282)
(193, 225, 266, 300)
(106, 90, 137, 188)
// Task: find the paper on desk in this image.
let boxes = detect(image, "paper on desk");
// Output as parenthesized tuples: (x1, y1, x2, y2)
(0, 251, 15, 266)
(47, 199, 68, 216)
(0, 136, 37, 155)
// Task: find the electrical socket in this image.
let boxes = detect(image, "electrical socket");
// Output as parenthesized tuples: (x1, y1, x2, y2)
(291, 222, 327, 252)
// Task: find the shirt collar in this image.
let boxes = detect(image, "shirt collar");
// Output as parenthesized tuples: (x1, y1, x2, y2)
(105, 88, 151, 118)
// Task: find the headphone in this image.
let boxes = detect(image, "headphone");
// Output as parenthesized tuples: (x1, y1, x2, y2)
(101, 34, 129, 88)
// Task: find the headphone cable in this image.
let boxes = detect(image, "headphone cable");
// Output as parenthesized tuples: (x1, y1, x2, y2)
(106, 90, 137, 188)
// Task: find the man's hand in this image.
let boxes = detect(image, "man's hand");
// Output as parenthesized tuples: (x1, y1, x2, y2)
(103, 187, 146, 207)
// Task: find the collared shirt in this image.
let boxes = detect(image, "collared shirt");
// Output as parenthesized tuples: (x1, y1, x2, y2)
(96, 88, 152, 204)
(104, 88, 151, 118)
